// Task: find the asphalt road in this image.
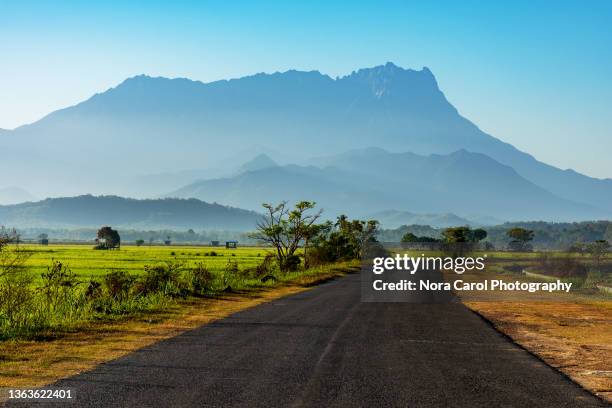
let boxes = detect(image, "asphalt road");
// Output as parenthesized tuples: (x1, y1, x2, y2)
(12, 273, 607, 407)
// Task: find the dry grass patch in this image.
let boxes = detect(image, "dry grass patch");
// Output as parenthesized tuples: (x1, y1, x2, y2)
(466, 300, 612, 403)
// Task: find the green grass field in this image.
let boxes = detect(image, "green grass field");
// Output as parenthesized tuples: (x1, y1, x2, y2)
(1, 243, 356, 340)
(17, 244, 275, 283)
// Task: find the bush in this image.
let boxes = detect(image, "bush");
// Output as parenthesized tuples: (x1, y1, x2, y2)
(40, 261, 80, 311)
(85, 280, 102, 299)
(0, 270, 38, 333)
(225, 259, 239, 275)
(139, 260, 184, 296)
(188, 262, 214, 295)
(255, 254, 276, 278)
(103, 271, 134, 300)
(282, 254, 301, 272)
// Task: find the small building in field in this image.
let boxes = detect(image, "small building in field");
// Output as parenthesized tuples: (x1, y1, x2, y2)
(211, 240, 220, 247)
(225, 240, 238, 249)
(40, 238, 49, 246)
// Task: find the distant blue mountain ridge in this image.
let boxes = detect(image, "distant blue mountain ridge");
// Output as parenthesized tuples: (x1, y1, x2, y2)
(0, 62, 610, 222)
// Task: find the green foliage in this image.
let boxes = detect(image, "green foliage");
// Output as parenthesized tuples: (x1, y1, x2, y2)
(188, 262, 214, 295)
(40, 261, 80, 311)
(380, 221, 612, 251)
(102, 271, 134, 300)
(307, 215, 379, 266)
(507, 227, 534, 251)
(140, 260, 184, 296)
(442, 226, 487, 243)
(586, 240, 610, 271)
(251, 201, 322, 271)
(0, 242, 357, 340)
(401, 232, 440, 243)
(95, 226, 121, 250)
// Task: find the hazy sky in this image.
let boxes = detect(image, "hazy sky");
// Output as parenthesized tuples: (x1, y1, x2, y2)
(1, 1, 611, 178)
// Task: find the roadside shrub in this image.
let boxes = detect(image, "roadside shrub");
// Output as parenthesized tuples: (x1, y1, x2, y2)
(188, 262, 214, 295)
(40, 261, 80, 312)
(85, 280, 102, 299)
(255, 254, 276, 278)
(0, 270, 38, 333)
(139, 260, 184, 296)
(103, 271, 134, 300)
(282, 254, 301, 272)
(225, 259, 239, 275)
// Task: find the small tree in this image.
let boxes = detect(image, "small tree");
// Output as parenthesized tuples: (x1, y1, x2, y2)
(135, 239, 145, 247)
(335, 217, 379, 260)
(472, 228, 487, 242)
(507, 228, 534, 252)
(401, 232, 440, 243)
(442, 226, 473, 243)
(587, 240, 610, 271)
(306, 215, 379, 265)
(96, 226, 121, 250)
(250, 201, 322, 272)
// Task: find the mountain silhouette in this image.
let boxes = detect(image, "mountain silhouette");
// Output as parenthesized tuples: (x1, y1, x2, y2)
(168, 148, 601, 221)
(0, 195, 261, 230)
(1, 63, 610, 220)
(236, 154, 278, 174)
(367, 210, 474, 229)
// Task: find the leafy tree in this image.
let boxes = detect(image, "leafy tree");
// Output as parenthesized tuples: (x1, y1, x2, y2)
(472, 228, 487, 242)
(401, 232, 440, 243)
(250, 201, 323, 272)
(442, 226, 485, 243)
(302, 221, 332, 268)
(135, 239, 145, 247)
(586, 240, 610, 271)
(335, 216, 379, 259)
(96, 226, 121, 250)
(307, 215, 379, 265)
(507, 227, 534, 251)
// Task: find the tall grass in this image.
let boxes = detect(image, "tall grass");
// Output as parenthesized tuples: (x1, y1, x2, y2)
(0, 246, 353, 340)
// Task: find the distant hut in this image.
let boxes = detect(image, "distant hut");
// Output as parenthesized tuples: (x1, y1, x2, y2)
(211, 240, 220, 247)
(225, 240, 238, 249)
(38, 233, 49, 246)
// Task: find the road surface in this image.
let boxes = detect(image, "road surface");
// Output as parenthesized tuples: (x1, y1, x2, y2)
(12, 273, 607, 407)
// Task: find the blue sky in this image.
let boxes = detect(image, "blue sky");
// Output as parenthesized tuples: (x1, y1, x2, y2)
(1, 0, 611, 178)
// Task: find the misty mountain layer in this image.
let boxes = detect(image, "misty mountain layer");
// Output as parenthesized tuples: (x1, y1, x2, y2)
(0, 195, 261, 230)
(1, 63, 610, 221)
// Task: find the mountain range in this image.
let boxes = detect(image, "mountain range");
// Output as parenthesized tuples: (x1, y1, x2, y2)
(168, 149, 600, 221)
(0, 195, 261, 230)
(0, 62, 610, 223)
(366, 210, 474, 229)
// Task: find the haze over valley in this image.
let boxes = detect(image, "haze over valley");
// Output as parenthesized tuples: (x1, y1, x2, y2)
(1, 63, 610, 225)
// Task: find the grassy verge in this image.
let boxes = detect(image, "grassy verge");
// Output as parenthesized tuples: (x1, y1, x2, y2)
(0, 245, 308, 340)
(0, 261, 359, 388)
